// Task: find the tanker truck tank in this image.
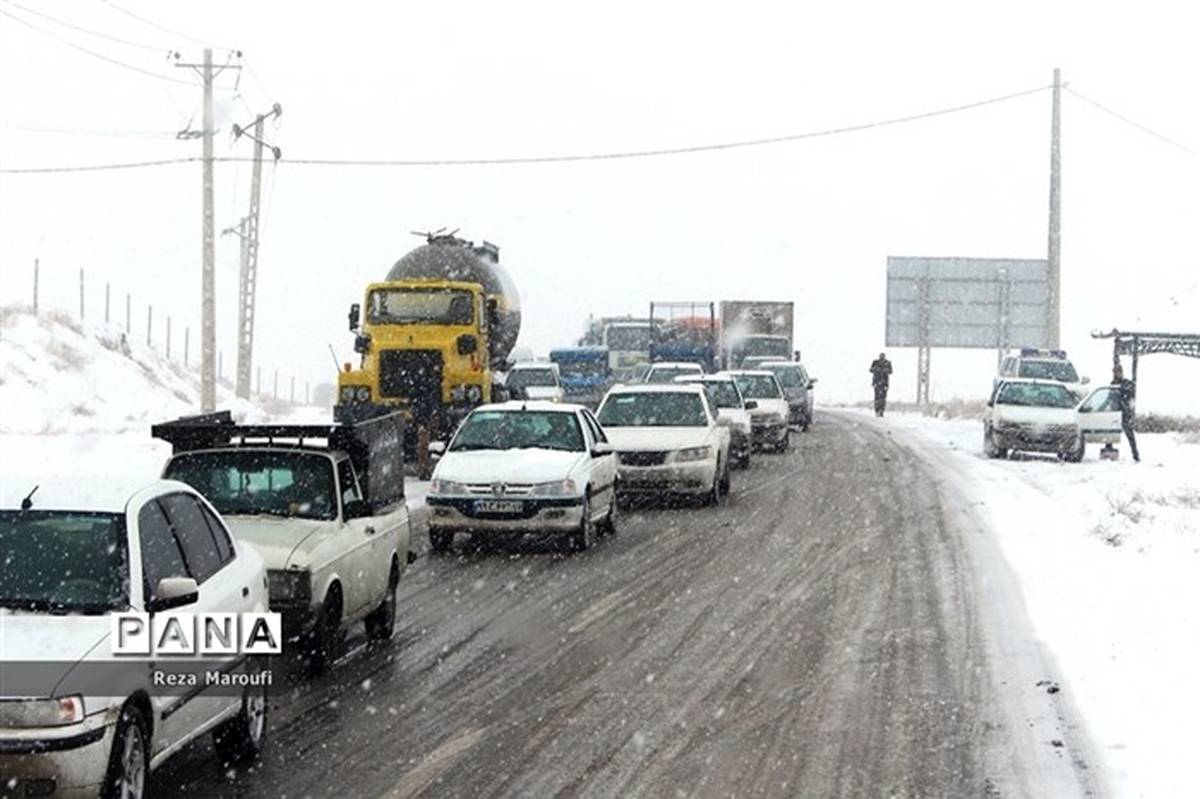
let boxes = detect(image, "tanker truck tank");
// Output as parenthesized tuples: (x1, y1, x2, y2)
(386, 235, 521, 370)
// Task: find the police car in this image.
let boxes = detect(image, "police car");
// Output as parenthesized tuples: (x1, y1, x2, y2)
(996, 348, 1090, 399)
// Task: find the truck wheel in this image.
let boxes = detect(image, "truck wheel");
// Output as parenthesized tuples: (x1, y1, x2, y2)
(302, 589, 343, 675)
(429, 530, 454, 553)
(102, 705, 148, 799)
(213, 659, 269, 764)
(569, 496, 596, 552)
(365, 561, 399, 641)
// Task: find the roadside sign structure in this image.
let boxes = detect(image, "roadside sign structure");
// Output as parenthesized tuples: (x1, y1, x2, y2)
(1092, 329, 1200, 381)
(885, 256, 1052, 403)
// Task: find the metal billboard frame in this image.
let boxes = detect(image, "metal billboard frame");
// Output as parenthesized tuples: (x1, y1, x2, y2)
(886, 256, 1051, 403)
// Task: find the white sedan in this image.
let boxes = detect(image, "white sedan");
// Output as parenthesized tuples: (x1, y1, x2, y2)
(0, 479, 271, 798)
(505, 362, 566, 403)
(427, 401, 618, 551)
(596, 383, 732, 504)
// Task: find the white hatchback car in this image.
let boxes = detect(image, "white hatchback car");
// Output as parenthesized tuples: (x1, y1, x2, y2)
(427, 401, 618, 551)
(985, 379, 1125, 461)
(722, 370, 791, 452)
(0, 480, 270, 798)
(596, 384, 732, 504)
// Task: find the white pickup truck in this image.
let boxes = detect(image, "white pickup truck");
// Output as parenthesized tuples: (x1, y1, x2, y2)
(154, 411, 412, 673)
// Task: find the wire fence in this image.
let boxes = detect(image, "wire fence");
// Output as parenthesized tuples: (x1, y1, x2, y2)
(6, 257, 317, 407)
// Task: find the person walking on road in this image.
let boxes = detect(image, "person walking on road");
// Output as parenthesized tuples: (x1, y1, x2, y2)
(1112, 364, 1140, 462)
(870, 352, 893, 417)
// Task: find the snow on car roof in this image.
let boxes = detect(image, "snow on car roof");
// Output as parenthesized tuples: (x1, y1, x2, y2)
(605, 383, 706, 395)
(0, 477, 180, 514)
(478, 400, 583, 413)
(673, 374, 734, 383)
(719, 369, 776, 377)
(509, 361, 558, 371)
(647, 362, 704, 370)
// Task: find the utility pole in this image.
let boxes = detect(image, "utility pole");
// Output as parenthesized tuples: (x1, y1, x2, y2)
(79, 268, 85, 320)
(32, 258, 39, 314)
(231, 104, 282, 400)
(1047, 67, 1062, 348)
(176, 48, 240, 412)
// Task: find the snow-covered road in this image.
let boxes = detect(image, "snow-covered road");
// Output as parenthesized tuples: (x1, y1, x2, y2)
(842, 408, 1200, 798)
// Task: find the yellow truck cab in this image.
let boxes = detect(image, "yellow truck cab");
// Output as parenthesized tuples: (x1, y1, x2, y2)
(335, 234, 521, 448)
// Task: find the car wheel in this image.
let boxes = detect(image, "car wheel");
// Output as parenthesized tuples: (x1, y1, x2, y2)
(365, 561, 399, 641)
(429, 529, 454, 553)
(983, 427, 1007, 459)
(569, 495, 597, 551)
(705, 460, 724, 506)
(102, 705, 148, 799)
(302, 589, 343, 675)
(598, 487, 618, 536)
(719, 459, 731, 495)
(213, 658, 269, 764)
(1063, 435, 1086, 463)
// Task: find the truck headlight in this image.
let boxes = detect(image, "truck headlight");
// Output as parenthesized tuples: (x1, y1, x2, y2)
(674, 446, 712, 463)
(466, 385, 483, 403)
(355, 386, 371, 402)
(340, 386, 356, 402)
(530, 478, 578, 496)
(430, 478, 469, 496)
(450, 385, 467, 402)
(0, 696, 85, 728)
(267, 569, 311, 603)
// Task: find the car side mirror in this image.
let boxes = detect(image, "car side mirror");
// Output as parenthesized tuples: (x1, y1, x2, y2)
(147, 577, 199, 614)
(343, 498, 373, 520)
(348, 303, 360, 332)
(1081, 375, 1091, 385)
(808, 377, 818, 386)
(591, 442, 613, 457)
(428, 441, 446, 457)
(744, 400, 758, 410)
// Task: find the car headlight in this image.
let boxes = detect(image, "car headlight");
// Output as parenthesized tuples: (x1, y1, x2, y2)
(994, 419, 1020, 430)
(466, 385, 483, 403)
(267, 569, 312, 603)
(0, 696, 85, 728)
(529, 478, 578, 496)
(674, 446, 712, 463)
(430, 478, 469, 496)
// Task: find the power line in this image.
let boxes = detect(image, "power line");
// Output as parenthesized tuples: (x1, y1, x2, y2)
(0, 8, 193, 86)
(1, 157, 202, 174)
(1, 0, 167, 52)
(1065, 87, 1196, 156)
(0, 83, 1050, 173)
(97, 0, 233, 51)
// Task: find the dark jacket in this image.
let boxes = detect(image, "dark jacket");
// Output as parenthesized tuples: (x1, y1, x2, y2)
(1114, 378, 1136, 419)
(870, 358, 893, 387)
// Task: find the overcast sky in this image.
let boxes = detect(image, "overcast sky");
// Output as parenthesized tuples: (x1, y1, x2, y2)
(2, 0, 1197, 411)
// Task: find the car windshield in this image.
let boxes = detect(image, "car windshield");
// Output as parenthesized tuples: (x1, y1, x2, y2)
(732, 374, 782, 399)
(765, 365, 804, 388)
(0, 511, 129, 613)
(507, 368, 557, 389)
(553, 358, 607, 379)
(646, 366, 700, 384)
(681, 380, 742, 409)
(738, 336, 791, 357)
(598, 392, 708, 427)
(606, 326, 652, 351)
(164, 450, 338, 520)
(368, 288, 474, 325)
(996, 382, 1077, 409)
(450, 410, 584, 452)
(1018, 360, 1079, 382)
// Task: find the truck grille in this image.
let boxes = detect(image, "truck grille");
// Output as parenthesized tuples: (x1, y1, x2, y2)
(379, 350, 443, 409)
(618, 451, 669, 467)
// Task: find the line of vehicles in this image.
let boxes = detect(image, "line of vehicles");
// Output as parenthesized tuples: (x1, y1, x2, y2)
(2, 230, 822, 797)
(983, 347, 1125, 461)
(1, 412, 413, 797)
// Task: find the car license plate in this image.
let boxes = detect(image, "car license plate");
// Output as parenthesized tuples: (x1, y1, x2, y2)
(473, 499, 524, 514)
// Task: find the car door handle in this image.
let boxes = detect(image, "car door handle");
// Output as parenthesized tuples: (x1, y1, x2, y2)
(364, 525, 377, 535)
(242, 586, 249, 598)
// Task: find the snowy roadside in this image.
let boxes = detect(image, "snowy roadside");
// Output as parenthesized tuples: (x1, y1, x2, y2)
(838, 408, 1199, 798)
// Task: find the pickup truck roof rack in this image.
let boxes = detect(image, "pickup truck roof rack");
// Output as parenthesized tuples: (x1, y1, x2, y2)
(153, 410, 406, 507)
